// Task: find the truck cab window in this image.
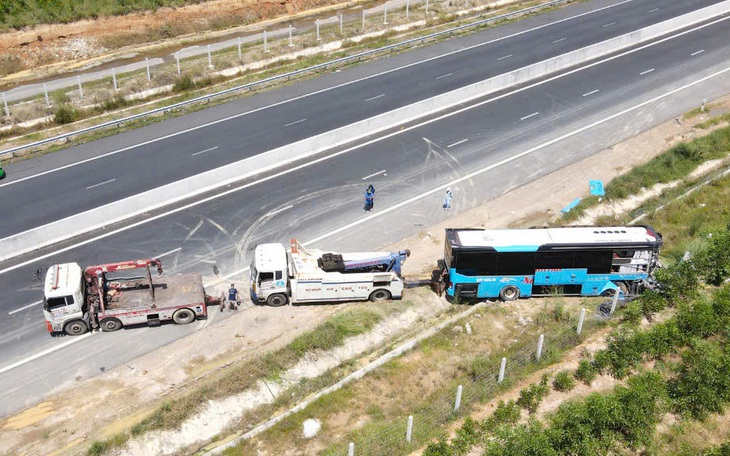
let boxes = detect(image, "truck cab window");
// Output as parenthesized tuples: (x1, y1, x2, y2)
(275, 271, 283, 280)
(43, 295, 73, 311)
(258, 272, 274, 285)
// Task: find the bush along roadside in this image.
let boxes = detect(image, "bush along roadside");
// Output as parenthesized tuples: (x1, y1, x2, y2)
(85, 307, 385, 456)
(427, 272, 730, 456)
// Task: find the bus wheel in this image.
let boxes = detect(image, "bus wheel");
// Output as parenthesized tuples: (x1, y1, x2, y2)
(267, 294, 289, 307)
(499, 286, 520, 302)
(64, 320, 89, 336)
(100, 318, 123, 332)
(173, 308, 196, 325)
(369, 289, 392, 302)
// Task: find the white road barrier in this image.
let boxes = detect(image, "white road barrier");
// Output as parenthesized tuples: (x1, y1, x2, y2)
(1, 0, 729, 262)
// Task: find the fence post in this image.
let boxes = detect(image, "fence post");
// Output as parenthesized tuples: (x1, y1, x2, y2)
(112, 68, 118, 90)
(2, 93, 9, 117)
(498, 357, 506, 383)
(454, 384, 462, 411)
(425, 0, 429, 14)
(316, 20, 321, 41)
(145, 58, 151, 81)
(43, 83, 50, 108)
(264, 30, 269, 53)
(536, 334, 544, 361)
(175, 52, 181, 75)
(237, 37, 242, 59)
(384, 2, 388, 24)
(339, 14, 343, 34)
(577, 308, 586, 335)
(348, 442, 354, 456)
(77, 76, 83, 99)
(362, 9, 366, 29)
(610, 289, 619, 315)
(289, 23, 294, 47)
(406, 0, 410, 19)
(465, 0, 469, 8)
(207, 44, 213, 68)
(406, 415, 413, 442)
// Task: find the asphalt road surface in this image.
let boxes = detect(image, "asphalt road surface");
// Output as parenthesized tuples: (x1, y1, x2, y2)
(0, 0, 723, 238)
(1, 2, 730, 416)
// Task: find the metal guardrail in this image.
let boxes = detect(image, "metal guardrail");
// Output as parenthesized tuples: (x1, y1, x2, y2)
(0, 0, 567, 157)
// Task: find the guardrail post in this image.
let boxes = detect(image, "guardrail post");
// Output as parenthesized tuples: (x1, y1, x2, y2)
(316, 20, 321, 41)
(289, 23, 294, 47)
(577, 308, 586, 335)
(384, 2, 388, 24)
(112, 68, 118, 90)
(406, 415, 413, 442)
(77, 76, 83, 99)
(454, 384, 463, 411)
(145, 58, 151, 81)
(536, 334, 544, 361)
(610, 289, 619, 315)
(498, 357, 506, 383)
(43, 83, 50, 108)
(2, 93, 9, 117)
(348, 442, 354, 456)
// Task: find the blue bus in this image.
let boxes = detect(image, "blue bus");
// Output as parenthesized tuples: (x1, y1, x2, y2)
(439, 226, 662, 301)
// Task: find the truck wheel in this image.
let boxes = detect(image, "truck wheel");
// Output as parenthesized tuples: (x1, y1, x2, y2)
(369, 289, 391, 302)
(267, 294, 288, 307)
(100, 318, 123, 332)
(64, 320, 88, 336)
(499, 286, 520, 302)
(173, 308, 196, 325)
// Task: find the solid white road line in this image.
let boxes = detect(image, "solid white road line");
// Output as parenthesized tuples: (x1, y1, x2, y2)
(8, 300, 42, 316)
(552, 37, 567, 43)
(447, 139, 468, 148)
(284, 119, 307, 127)
(520, 112, 539, 121)
(435, 73, 453, 80)
(497, 54, 513, 60)
(582, 89, 600, 97)
(603, 21, 616, 27)
(365, 94, 385, 101)
(0, 332, 93, 375)
(691, 49, 705, 56)
(0, 0, 636, 189)
(362, 170, 387, 180)
(192, 146, 220, 156)
(640, 68, 655, 75)
(648, 8, 659, 13)
(156, 247, 182, 259)
(3, 17, 728, 279)
(85, 179, 116, 190)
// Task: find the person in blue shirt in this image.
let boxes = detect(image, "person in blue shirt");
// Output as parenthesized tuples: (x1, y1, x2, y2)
(364, 184, 375, 212)
(227, 284, 239, 310)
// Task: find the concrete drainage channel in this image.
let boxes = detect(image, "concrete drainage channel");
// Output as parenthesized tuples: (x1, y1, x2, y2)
(1, 0, 729, 263)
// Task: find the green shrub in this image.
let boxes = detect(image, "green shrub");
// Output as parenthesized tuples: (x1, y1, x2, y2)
(704, 442, 730, 456)
(574, 360, 597, 385)
(483, 399, 521, 431)
(517, 375, 550, 414)
(669, 338, 730, 419)
(552, 370, 576, 392)
(484, 420, 557, 456)
(697, 228, 730, 285)
(621, 300, 643, 326)
(675, 299, 719, 342)
(655, 260, 701, 304)
(451, 417, 481, 456)
(172, 74, 195, 92)
(601, 329, 649, 379)
(638, 289, 668, 320)
(54, 104, 79, 124)
(645, 320, 681, 360)
(423, 439, 453, 456)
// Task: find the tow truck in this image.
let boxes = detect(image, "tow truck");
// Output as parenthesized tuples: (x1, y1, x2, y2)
(43, 259, 215, 335)
(250, 239, 410, 306)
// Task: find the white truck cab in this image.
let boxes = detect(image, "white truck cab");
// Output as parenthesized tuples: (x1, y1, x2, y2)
(43, 263, 88, 334)
(250, 243, 290, 307)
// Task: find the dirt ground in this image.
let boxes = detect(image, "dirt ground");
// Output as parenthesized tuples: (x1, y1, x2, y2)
(0, 0, 357, 84)
(1, 90, 727, 455)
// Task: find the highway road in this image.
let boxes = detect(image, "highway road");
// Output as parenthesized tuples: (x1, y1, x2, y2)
(0, 0, 723, 238)
(1, 1, 730, 416)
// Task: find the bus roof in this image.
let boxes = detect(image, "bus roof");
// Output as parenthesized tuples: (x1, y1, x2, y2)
(447, 226, 661, 251)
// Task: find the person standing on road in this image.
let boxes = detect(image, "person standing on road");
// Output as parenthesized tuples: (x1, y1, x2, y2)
(364, 184, 375, 212)
(443, 188, 453, 210)
(227, 284, 239, 310)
